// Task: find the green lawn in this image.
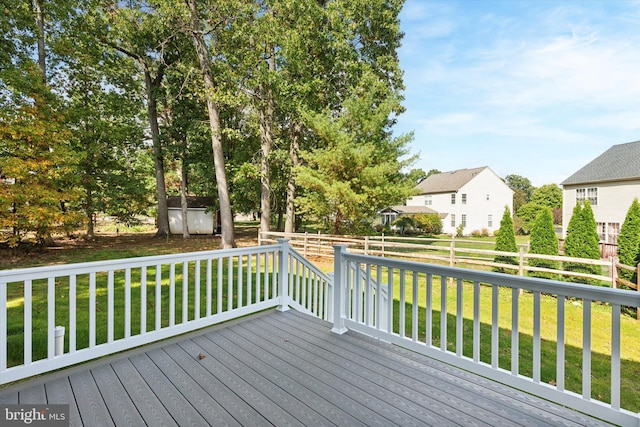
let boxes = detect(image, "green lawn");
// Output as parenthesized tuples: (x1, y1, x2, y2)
(377, 270, 640, 412)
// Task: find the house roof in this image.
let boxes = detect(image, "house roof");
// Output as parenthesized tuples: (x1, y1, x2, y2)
(561, 140, 640, 186)
(384, 205, 439, 215)
(416, 166, 488, 194)
(166, 196, 215, 209)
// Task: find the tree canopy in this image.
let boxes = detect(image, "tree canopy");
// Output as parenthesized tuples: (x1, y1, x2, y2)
(1, 0, 414, 246)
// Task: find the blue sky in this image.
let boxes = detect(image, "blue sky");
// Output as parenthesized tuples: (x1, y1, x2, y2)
(395, 0, 640, 186)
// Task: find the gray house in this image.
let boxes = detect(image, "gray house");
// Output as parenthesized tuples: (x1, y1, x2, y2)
(561, 140, 640, 244)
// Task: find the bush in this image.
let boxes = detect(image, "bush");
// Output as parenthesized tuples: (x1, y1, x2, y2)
(528, 208, 558, 280)
(414, 213, 442, 235)
(564, 201, 600, 281)
(494, 206, 517, 273)
(618, 198, 640, 283)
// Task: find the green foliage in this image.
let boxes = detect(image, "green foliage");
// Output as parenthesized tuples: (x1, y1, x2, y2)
(392, 216, 416, 235)
(0, 105, 83, 246)
(515, 202, 545, 235)
(530, 184, 562, 209)
(564, 201, 601, 278)
(617, 198, 640, 283)
(528, 208, 558, 279)
(295, 68, 416, 235)
(414, 213, 442, 235)
(494, 206, 517, 272)
(505, 174, 535, 201)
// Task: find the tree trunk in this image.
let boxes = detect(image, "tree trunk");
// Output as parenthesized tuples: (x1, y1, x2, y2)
(180, 152, 190, 239)
(34, 0, 46, 84)
(144, 68, 170, 238)
(185, 0, 235, 248)
(259, 49, 275, 234)
(86, 188, 95, 240)
(285, 121, 302, 233)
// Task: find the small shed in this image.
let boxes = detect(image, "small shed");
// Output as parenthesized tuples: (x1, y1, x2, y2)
(167, 196, 217, 235)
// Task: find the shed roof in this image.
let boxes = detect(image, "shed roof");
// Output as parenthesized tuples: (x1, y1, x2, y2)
(166, 196, 215, 209)
(416, 166, 488, 194)
(561, 140, 640, 186)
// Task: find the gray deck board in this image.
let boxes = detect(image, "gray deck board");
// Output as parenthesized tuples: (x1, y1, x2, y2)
(45, 378, 83, 427)
(276, 310, 572, 427)
(0, 309, 613, 427)
(68, 370, 114, 427)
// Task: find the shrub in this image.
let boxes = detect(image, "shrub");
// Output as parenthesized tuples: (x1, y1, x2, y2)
(415, 213, 442, 235)
(528, 208, 558, 280)
(618, 198, 640, 283)
(564, 201, 601, 281)
(494, 206, 517, 273)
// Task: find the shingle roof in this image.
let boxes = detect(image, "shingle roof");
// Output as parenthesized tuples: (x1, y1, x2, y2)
(561, 141, 640, 186)
(386, 205, 439, 215)
(416, 166, 488, 194)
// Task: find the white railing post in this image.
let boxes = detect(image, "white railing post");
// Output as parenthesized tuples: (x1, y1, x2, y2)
(331, 245, 348, 334)
(277, 239, 290, 312)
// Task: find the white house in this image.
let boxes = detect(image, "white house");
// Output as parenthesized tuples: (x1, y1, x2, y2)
(561, 140, 640, 244)
(405, 166, 513, 235)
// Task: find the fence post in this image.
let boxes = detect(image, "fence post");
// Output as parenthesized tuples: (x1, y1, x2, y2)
(331, 245, 348, 334)
(449, 236, 455, 267)
(381, 233, 385, 257)
(304, 232, 308, 258)
(277, 239, 290, 312)
(610, 257, 618, 289)
(519, 247, 525, 276)
(365, 236, 369, 255)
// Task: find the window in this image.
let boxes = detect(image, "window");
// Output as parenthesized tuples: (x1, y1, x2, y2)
(576, 187, 598, 206)
(488, 214, 493, 227)
(424, 195, 432, 206)
(597, 222, 606, 241)
(598, 222, 620, 244)
(587, 187, 598, 205)
(451, 193, 456, 204)
(462, 194, 467, 204)
(450, 214, 455, 227)
(608, 222, 620, 244)
(486, 194, 490, 201)
(461, 214, 467, 227)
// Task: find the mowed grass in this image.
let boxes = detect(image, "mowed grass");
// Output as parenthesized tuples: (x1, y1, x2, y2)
(5, 257, 278, 370)
(3, 227, 639, 412)
(377, 271, 640, 412)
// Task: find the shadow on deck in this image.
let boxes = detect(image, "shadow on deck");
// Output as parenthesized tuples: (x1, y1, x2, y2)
(0, 309, 611, 426)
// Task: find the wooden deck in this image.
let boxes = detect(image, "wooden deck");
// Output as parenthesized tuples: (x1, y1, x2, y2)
(0, 310, 611, 427)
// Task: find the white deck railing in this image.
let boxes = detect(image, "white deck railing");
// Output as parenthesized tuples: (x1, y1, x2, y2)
(0, 240, 331, 386)
(331, 245, 640, 427)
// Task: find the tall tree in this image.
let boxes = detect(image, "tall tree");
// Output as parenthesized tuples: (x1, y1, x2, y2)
(564, 201, 601, 280)
(528, 207, 558, 279)
(184, 0, 236, 248)
(94, 2, 178, 237)
(494, 206, 517, 273)
(505, 174, 535, 210)
(617, 198, 640, 283)
(295, 69, 416, 234)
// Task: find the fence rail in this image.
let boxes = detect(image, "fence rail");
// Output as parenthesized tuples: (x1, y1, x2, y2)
(260, 231, 639, 290)
(0, 241, 331, 386)
(331, 244, 640, 427)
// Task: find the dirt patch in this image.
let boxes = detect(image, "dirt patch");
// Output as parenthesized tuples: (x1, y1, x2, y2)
(0, 226, 259, 270)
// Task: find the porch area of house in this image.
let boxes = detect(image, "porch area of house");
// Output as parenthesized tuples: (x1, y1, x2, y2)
(0, 309, 610, 426)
